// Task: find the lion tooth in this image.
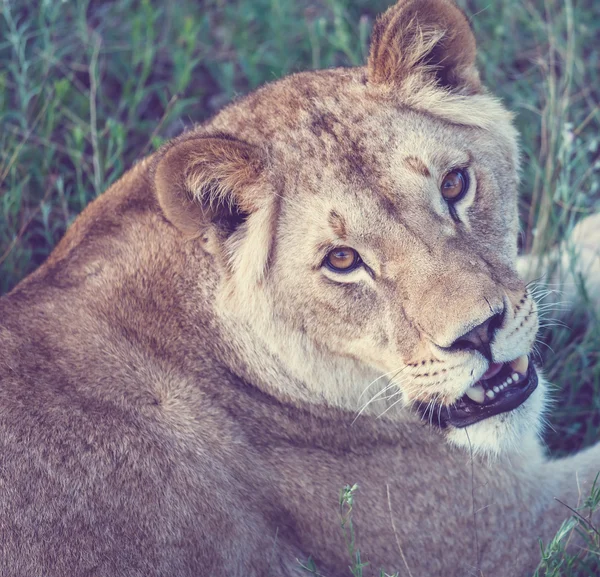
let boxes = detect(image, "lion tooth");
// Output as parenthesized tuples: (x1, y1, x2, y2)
(510, 355, 529, 375)
(486, 389, 495, 399)
(465, 385, 486, 404)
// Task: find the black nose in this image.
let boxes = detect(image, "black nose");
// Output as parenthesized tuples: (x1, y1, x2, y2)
(449, 309, 505, 361)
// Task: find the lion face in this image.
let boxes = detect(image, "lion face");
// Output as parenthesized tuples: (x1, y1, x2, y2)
(154, 0, 545, 455)
(261, 100, 541, 456)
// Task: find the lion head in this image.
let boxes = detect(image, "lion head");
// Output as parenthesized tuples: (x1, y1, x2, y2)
(153, 0, 544, 456)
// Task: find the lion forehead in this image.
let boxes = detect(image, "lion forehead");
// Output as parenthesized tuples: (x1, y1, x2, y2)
(207, 68, 518, 171)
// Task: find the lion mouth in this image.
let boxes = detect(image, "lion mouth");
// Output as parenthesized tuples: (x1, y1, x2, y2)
(418, 356, 538, 428)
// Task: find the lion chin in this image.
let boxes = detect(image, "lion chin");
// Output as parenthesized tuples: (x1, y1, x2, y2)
(445, 374, 549, 457)
(409, 355, 548, 457)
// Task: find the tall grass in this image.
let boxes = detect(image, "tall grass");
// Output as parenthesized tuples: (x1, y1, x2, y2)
(0, 0, 599, 574)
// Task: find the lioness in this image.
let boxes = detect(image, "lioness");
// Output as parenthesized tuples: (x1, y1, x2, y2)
(1, 0, 598, 575)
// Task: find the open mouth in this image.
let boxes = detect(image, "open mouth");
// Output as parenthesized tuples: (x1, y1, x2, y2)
(418, 355, 538, 429)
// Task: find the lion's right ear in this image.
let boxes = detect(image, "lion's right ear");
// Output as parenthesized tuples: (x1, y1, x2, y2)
(153, 136, 267, 238)
(368, 0, 481, 95)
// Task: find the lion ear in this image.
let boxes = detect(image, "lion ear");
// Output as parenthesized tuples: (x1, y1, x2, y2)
(153, 136, 267, 238)
(367, 0, 481, 95)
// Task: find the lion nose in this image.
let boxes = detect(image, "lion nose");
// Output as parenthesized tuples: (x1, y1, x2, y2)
(448, 309, 505, 361)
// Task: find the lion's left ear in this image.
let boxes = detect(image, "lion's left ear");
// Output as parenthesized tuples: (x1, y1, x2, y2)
(368, 0, 481, 95)
(153, 135, 275, 283)
(153, 135, 268, 238)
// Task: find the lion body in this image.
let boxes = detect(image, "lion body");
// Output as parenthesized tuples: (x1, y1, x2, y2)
(1, 1, 599, 575)
(0, 226, 585, 575)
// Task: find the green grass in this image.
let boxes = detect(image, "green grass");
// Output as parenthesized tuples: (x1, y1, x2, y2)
(1, 0, 599, 574)
(0, 0, 388, 293)
(299, 484, 401, 577)
(533, 473, 600, 577)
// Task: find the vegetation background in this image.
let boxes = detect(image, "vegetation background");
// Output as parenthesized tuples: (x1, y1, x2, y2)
(0, 0, 599, 574)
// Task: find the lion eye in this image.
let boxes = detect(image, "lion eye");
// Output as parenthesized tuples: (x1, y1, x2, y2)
(441, 169, 469, 202)
(324, 247, 361, 272)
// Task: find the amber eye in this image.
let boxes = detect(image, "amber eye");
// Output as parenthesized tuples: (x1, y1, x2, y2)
(441, 168, 469, 202)
(324, 247, 361, 272)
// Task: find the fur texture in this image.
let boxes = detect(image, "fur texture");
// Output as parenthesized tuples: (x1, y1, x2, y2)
(1, 1, 599, 575)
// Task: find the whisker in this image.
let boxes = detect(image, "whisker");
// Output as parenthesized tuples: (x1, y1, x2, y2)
(372, 373, 426, 420)
(535, 303, 571, 313)
(354, 370, 414, 420)
(464, 429, 481, 574)
(534, 338, 555, 354)
(358, 366, 407, 401)
(437, 396, 445, 427)
(538, 321, 569, 330)
(377, 392, 408, 419)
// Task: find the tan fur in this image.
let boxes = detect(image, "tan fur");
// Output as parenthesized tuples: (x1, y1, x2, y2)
(1, 1, 599, 576)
